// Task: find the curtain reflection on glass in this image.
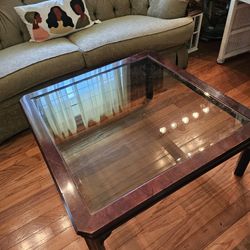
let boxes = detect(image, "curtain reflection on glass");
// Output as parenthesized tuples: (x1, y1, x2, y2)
(35, 63, 129, 139)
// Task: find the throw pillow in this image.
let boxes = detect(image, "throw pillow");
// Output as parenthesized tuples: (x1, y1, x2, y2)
(14, 0, 94, 42)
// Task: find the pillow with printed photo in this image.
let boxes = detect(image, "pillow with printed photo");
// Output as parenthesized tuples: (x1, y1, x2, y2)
(15, 0, 94, 42)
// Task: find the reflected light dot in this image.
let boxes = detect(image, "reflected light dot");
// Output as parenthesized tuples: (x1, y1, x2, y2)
(202, 107, 210, 114)
(204, 92, 210, 97)
(159, 127, 167, 134)
(65, 182, 74, 194)
(188, 152, 192, 157)
(182, 117, 189, 124)
(158, 159, 167, 168)
(176, 158, 181, 162)
(199, 147, 205, 152)
(192, 112, 199, 119)
(171, 122, 177, 129)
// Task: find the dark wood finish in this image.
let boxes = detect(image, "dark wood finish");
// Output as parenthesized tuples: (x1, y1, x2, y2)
(1, 42, 250, 249)
(20, 51, 250, 249)
(85, 232, 112, 250)
(145, 60, 154, 99)
(85, 238, 105, 250)
(234, 147, 250, 176)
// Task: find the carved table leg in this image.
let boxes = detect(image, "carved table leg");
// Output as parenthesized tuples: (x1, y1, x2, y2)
(84, 232, 111, 250)
(234, 147, 250, 177)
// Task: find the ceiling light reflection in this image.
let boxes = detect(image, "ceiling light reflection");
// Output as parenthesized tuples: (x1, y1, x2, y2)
(159, 127, 167, 134)
(66, 182, 74, 193)
(171, 122, 177, 129)
(202, 107, 210, 114)
(192, 112, 199, 119)
(182, 117, 189, 124)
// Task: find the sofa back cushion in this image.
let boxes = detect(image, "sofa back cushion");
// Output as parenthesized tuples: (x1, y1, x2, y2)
(130, 0, 149, 15)
(25, 0, 148, 18)
(148, 0, 189, 19)
(0, 0, 31, 49)
(85, 0, 128, 21)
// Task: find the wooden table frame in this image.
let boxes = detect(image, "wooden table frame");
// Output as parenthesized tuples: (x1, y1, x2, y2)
(21, 52, 250, 250)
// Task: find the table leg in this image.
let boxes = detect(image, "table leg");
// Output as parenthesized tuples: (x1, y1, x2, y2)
(84, 232, 111, 250)
(145, 62, 153, 100)
(85, 238, 105, 250)
(234, 147, 250, 177)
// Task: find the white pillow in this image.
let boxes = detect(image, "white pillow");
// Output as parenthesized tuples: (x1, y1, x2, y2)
(15, 0, 94, 42)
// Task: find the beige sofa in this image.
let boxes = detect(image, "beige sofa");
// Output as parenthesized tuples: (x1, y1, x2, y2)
(0, 0, 194, 144)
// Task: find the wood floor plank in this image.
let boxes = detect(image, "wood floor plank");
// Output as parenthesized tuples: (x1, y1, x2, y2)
(9, 216, 72, 250)
(114, 156, 249, 250)
(174, 194, 248, 250)
(0, 205, 66, 249)
(62, 238, 88, 250)
(204, 212, 250, 250)
(0, 186, 61, 239)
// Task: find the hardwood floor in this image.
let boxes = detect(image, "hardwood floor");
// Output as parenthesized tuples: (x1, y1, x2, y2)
(0, 41, 249, 250)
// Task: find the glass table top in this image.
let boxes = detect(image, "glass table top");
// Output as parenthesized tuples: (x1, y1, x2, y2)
(31, 57, 250, 213)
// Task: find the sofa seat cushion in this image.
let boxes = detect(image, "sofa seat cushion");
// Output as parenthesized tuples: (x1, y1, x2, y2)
(68, 15, 194, 67)
(0, 38, 85, 102)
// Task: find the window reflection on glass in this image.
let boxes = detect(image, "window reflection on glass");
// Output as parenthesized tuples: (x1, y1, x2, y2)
(35, 62, 129, 139)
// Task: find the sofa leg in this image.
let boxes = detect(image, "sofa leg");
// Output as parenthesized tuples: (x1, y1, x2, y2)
(176, 46, 188, 69)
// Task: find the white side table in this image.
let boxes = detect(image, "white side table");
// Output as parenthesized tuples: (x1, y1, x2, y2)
(188, 10, 203, 53)
(217, 0, 250, 63)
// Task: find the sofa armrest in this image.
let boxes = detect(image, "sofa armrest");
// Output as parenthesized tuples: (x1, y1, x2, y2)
(147, 0, 189, 19)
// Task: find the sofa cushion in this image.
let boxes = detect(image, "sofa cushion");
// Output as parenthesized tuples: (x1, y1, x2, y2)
(0, 38, 85, 102)
(14, 0, 94, 42)
(130, 0, 149, 15)
(68, 15, 194, 67)
(85, 0, 131, 21)
(0, 0, 31, 49)
(148, 0, 189, 19)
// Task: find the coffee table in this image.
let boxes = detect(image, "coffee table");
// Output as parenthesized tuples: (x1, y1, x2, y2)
(21, 52, 250, 250)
